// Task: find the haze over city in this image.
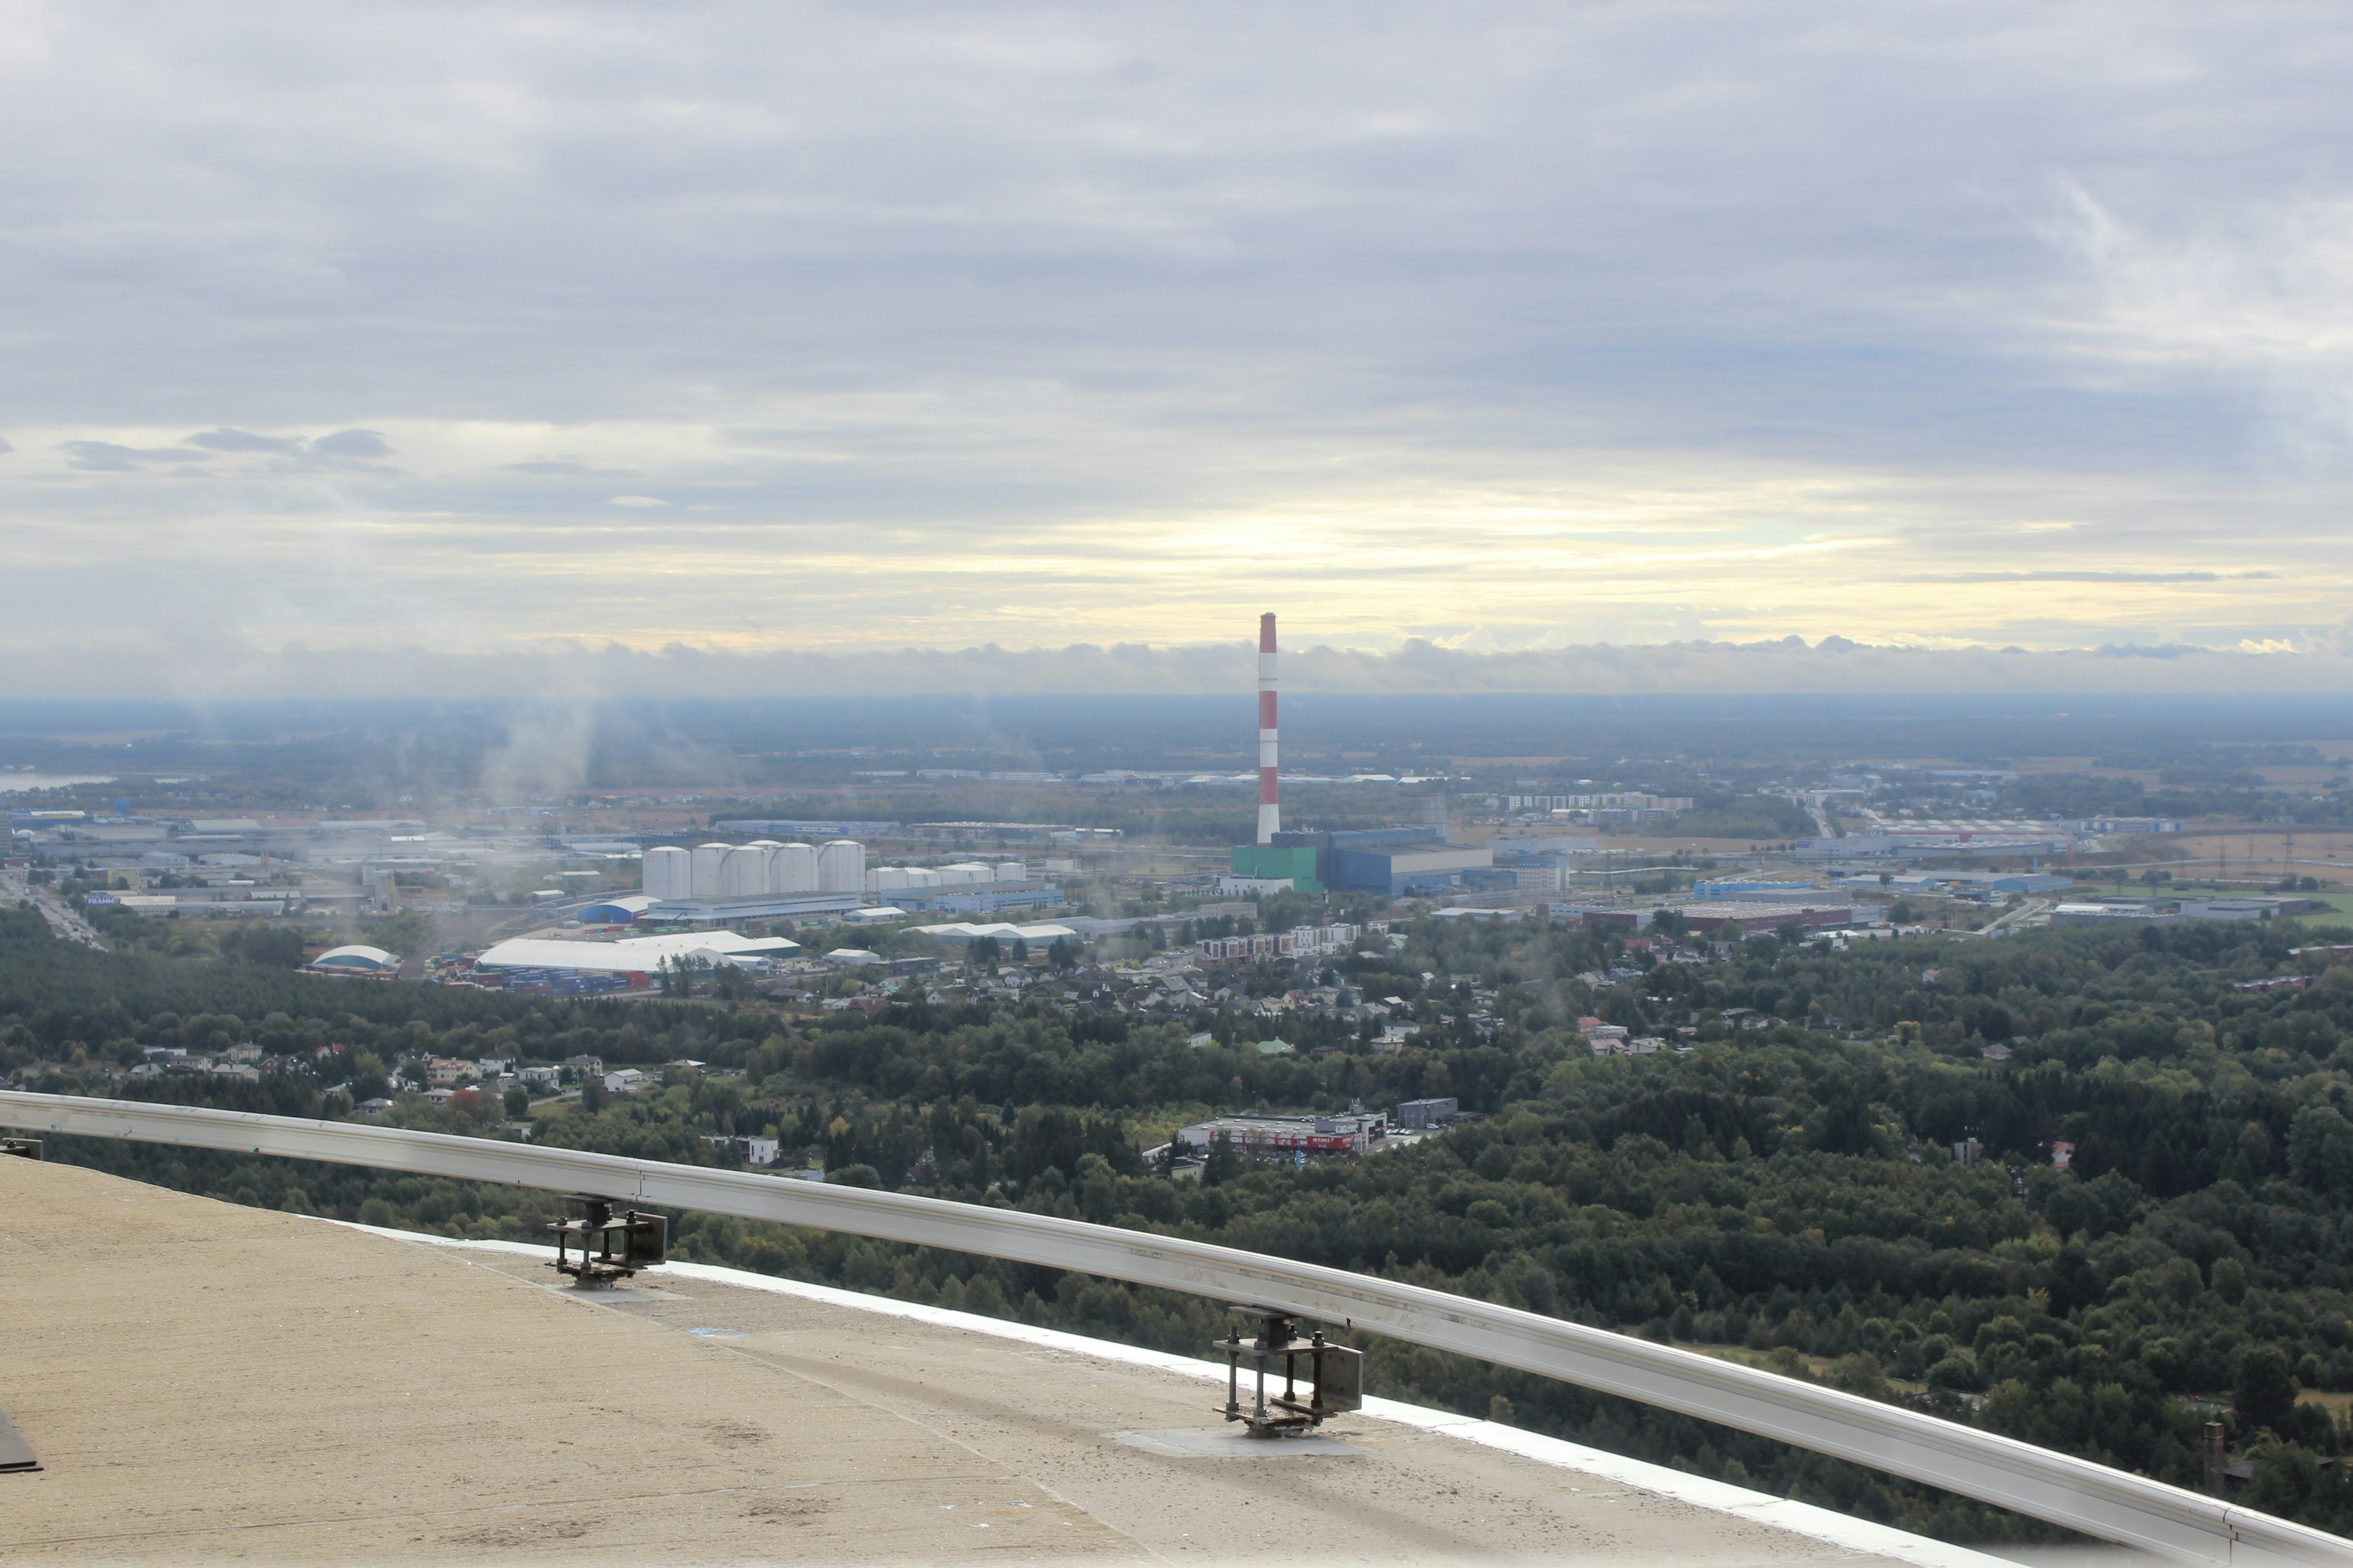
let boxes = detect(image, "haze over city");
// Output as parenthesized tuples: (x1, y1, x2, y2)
(21, 8, 2353, 1564)
(5, 1, 2353, 694)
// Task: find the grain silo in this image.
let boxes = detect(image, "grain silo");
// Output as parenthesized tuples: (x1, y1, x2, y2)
(690, 843, 730, 899)
(720, 846, 768, 899)
(815, 839, 866, 894)
(642, 845, 691, 900)
(769, 842, 818, 893)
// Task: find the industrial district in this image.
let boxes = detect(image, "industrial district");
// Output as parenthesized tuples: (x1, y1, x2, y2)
(6, 614, 2350, 1175)
(11, 621, 2353, 1565)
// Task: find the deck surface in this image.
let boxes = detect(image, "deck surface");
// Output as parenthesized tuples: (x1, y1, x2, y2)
(3, 1155, 1932, 1564)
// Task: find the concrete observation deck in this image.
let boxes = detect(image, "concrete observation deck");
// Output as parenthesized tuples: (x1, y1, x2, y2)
(0, 1157, 2004, 1564)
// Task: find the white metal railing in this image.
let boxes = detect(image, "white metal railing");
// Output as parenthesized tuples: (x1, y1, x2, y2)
(0, 1088, 2339, 1567)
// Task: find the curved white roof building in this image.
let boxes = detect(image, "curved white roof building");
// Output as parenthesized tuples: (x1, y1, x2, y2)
(473, 929, 799, 974)
(308, 944, 397, 972)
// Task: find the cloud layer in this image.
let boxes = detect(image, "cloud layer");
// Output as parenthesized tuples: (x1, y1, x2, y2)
(0, 2, 2349, 682)
(9, 634, 2353, 702)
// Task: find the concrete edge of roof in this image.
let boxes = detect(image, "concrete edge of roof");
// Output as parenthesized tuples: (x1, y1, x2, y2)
(324, 1220, 2019, 1568)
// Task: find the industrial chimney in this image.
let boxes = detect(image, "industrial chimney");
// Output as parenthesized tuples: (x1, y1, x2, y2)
(1257, 612, 1280, 845)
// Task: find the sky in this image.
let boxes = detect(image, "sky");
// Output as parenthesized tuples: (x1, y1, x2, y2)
(4, 0, 2352, 694)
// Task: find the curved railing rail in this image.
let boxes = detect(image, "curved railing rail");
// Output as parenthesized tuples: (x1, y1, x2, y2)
(0, 1089, 2338, 1567)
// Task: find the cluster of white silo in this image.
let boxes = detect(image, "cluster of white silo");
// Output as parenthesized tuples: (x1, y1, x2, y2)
(639, 839, 866, 901)
(643, 845, 693, 900)
(772, 842, 818, 892)
(865, 860, 1029, 895)
(815, 839, 864, 893)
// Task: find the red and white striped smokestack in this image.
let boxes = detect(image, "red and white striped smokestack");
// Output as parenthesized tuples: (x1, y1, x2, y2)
(1257, 612, 1280, 845)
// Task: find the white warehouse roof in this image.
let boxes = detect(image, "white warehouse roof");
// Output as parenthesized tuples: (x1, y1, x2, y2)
(909, 922, 1078, 944)
(577, 894, 662, 920)
(474, 930, 798, 974)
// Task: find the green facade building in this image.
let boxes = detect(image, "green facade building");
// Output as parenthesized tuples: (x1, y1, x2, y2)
(1228, 844, 1321, 893)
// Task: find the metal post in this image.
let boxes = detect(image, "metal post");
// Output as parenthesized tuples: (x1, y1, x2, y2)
(2204, 1422, 2226, 1497)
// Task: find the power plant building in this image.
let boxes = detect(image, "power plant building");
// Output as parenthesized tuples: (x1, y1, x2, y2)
(1229, 828, 1495, 898)
(1227, 842, 1321, 892)
(1221, 614, 1495, 899)
(1332, 842, 1496, 897)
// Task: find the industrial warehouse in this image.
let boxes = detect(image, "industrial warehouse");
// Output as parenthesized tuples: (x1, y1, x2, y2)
(9, 610, 2353, 1568)
(467, 928, 801, 991)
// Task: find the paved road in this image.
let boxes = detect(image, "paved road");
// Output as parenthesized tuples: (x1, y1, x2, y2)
(1977, 898, 2052, 938)
(0, 868, 107, 950)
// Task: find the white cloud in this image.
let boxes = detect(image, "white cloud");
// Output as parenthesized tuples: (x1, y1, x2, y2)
(187, 428, 303, 454)
(0, 2, 2348, 686)
(310, 429, 392, 459)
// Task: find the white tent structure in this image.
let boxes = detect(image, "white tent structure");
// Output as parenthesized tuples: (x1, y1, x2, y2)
(308, 944, 399, 973)
(473, 929, 799, 975)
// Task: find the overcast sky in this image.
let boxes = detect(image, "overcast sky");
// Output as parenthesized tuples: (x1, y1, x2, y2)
(5, 1, 2352, 691)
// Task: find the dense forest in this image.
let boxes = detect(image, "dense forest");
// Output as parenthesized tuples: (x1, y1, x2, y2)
(10, 900, 2353, 1543)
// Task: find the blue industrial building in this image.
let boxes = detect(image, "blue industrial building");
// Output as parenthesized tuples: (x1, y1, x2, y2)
(1263, 828, 1439, 889)
(1328, 842, 1499, 897)
(1225, 827, 1504, 898)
